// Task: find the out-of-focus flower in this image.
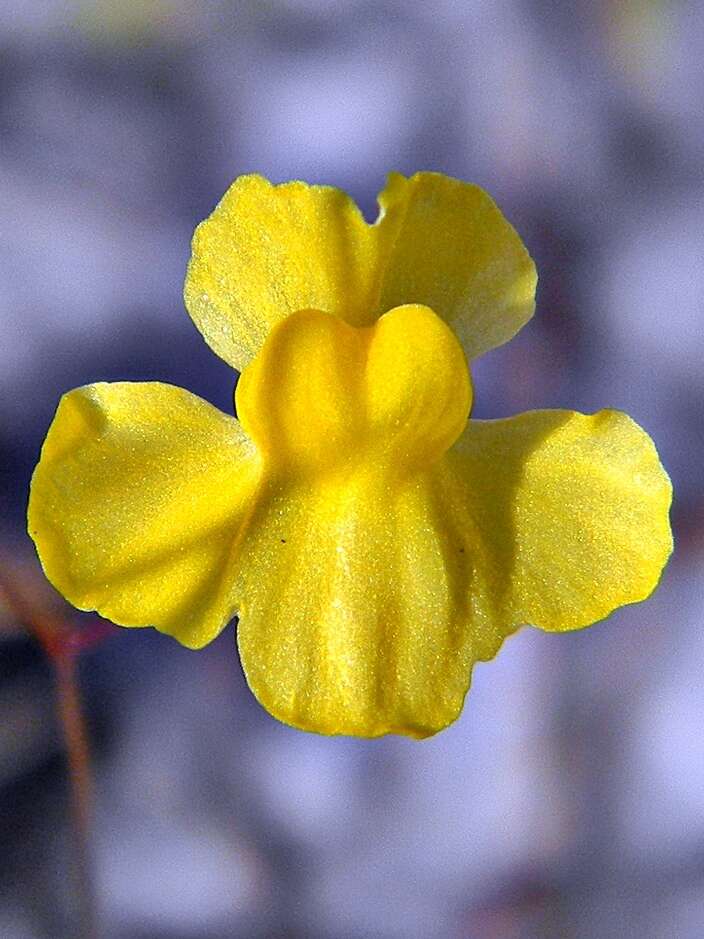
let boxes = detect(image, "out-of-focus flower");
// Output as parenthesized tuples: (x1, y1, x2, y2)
(28, 173, 672, 737)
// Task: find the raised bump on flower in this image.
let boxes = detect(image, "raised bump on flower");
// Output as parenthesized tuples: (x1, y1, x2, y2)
(28, 172, 673, 737)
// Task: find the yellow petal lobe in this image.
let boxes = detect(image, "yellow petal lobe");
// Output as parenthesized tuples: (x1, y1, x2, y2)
(184, 175, 378, 371)
(234, 473, 476, 738)
(28, 382, 261, 648)
(432, 409, 673, 659)
(236, 303, 472, 475)
(364, 303, 471, 465)
(375, 172, 538, 360)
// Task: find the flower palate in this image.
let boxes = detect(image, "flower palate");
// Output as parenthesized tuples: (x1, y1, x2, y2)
(28, 173, 673, 738)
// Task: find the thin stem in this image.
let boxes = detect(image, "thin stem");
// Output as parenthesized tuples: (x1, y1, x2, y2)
(53, 651, 99, 939)
(0, 564, 100, 939)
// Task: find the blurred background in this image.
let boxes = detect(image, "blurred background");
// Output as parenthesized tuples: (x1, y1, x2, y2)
(1, 1, 703, 937)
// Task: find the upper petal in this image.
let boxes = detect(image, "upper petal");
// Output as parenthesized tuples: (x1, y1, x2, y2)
(374, 172, 538, 360)
(431, 408, 673, 658)
(184, 174, 379, 371)
(184, 172, 536, 370)
(28, 382, 261, 648)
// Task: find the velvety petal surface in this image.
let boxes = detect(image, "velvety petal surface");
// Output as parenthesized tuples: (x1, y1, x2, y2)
(233, 406, 671, 737)
(431, 409, 673, 660)
(231, 303, 475, 737)
(235, 303, 471, 474)
(184, 172, 537, 370)
(233, 472, 478, 738)
(184, 175, 379, 371)
(28, 382, 261, 648)
(374, 172, 538, 360)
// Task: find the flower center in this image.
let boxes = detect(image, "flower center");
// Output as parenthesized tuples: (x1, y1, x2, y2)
(236, 304, 472, 477)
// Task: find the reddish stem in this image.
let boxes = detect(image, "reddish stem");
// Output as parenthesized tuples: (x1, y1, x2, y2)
(0, 565, 101, 939)
(53, 649, 99, 939)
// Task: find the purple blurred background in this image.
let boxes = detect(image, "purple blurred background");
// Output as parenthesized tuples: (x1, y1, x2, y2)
(1, 2, 703, 937)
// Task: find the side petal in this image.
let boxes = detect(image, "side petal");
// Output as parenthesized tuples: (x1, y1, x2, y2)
(432, 409, 673, 657)
(184, 175, 378, 371)
(233, 473, 479, 738)
(28, 382, 261, 649)
(374, 172, 538, 360)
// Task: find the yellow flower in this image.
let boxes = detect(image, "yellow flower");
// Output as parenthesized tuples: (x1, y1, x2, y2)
(28, 172, 673, 738)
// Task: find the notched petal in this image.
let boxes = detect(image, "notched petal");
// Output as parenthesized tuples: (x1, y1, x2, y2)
(184, 171, 537, 368)
(235, 303, 472, 475)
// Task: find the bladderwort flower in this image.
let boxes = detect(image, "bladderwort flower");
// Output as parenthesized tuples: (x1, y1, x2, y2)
(28, 172, 673, 737)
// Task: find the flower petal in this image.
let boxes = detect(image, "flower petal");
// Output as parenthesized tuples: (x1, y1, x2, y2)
(235, 303, 471, 474)
(184, 174, 378, 371)
(431, 409, 673, 658)
(234, 472, 478, 738)
(364, 303, 472, 464)
(228, 303, 476, 737)
(28, 382, 261, 648)
(375, 172, 538, 360)
(184, 172, 536, 370)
